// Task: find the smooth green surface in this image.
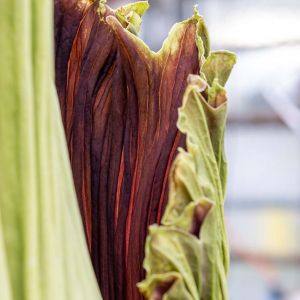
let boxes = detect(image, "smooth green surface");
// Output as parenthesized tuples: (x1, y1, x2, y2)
(0, 1, 102, 299)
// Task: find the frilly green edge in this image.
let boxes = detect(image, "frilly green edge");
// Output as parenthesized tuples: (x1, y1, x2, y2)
(98, 0, 149, 35)
(138, 7, 236, 300)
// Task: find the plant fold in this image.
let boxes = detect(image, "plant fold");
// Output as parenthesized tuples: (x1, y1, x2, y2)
(54, 1, 236, 299)
(0, 0, 102, 299)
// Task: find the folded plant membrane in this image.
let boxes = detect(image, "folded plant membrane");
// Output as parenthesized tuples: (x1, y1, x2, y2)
(55, 0, 235, 299)
(55, 1, 203, 299)
(0, 0, 102, 299)
(139, 56, 236, 299)
(53, 1, 236, 299)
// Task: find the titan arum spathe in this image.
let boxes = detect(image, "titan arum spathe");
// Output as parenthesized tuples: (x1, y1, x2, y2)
(0, 1, 235, 299)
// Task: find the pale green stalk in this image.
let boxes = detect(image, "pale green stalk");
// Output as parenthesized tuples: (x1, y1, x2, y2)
(0, 1, 102, 299)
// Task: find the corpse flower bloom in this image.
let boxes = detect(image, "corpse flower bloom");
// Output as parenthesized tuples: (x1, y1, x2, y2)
(54, 1, 235, 299)
(0, 0, 235, 299)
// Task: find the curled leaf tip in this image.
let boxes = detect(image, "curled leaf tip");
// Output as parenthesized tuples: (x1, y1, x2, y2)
(115, 1, 149, 34)
(193, 4, 199, 16)
(187, 74, 207, 92)
(139, 275, 177, 300)
(189, 201, 213, 237)
(98, 0, 107, 19)
(207, 80, 228, 108)
(202, 51, 236, 87)
(195, 15, 210, 62)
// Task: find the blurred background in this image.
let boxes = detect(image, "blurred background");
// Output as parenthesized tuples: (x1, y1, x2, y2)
(110, 0, 300, 299)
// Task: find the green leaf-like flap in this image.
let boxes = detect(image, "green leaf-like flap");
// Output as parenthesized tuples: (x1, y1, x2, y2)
(138, 226, 203, 300)
(162, 149, 214, 233)
(201, 51, 236, 87)
(115, 1, 149, 35)
(138, 272, 193, 300)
